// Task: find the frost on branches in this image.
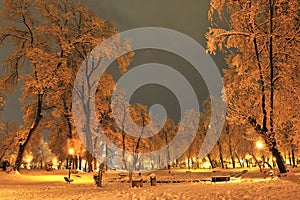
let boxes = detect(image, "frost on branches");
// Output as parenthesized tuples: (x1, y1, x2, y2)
(206, 0, 299, 173)
(0, 0, 133, 171)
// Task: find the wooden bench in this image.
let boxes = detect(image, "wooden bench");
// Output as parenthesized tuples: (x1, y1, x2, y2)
(71, 170, 78, 174)
(235, 170, 248, 178)
(229, 170, 248, 180)
(211, 176, 230, 183)
(119, 173, 127, 178)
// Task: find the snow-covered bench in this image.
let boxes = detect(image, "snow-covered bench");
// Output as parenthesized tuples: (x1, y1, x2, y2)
(211, 176, 230, 182)
(230, 170, 248, 178)
(118, 173, 127, 178)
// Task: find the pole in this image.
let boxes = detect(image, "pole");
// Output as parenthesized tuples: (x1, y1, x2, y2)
(68, 154, 72, 178)
(68, 166, 71, 178)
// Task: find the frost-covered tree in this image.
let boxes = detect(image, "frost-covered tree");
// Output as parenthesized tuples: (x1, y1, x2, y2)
(179, 110, 202, 169)
(207, 0, 299, 173)
(198, 96, 227, 168)
(0, 0, 132, 171)
(128, 104, 151, 170)
(158, 118, 177, 170)
(31, 140, 54, 169)
(0, 121, 19, 162)
(73, 60, 131, 171)
(108, 93, 131, 169)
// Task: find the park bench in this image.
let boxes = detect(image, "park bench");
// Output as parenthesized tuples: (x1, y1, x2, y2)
(211, 175, 230, 182)
(71, 169, 78, 174)
(229, 170, 248, 181)
(236, 170, 248, 178)
(118, 173, 127, 178)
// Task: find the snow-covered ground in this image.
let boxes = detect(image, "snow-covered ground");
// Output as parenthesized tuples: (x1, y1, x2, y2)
(0, 168, 299, 200)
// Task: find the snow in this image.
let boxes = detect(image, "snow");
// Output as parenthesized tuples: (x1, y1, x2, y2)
(0, 168, 299, 200)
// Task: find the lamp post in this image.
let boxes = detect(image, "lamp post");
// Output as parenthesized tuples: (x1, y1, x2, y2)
(256, 141, 265, 176)
(256, 141, 263, 149)
(68, 148, 74, 178)
(256, 141, 264, 164)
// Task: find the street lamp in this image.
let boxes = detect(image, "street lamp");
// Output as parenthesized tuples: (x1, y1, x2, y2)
(69, 148, 74, 156)
(68, 148, 74, 178)
(256, 141, 265, 172)
(256, 141, 264, 149)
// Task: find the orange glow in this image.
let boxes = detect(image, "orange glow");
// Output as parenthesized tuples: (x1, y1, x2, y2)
(256, 141, 264, 149)
(68, 148, 74, 155)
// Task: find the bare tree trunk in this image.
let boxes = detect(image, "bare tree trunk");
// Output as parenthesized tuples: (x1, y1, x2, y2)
(245, 158, 249, 168)
(121, 104, 127, 170)
(75, 156, 78, 169)
(133, 115, 146, 171)
(79, 156, 82, 170)
(84, 101, 93, 161)
(84, 161, 87, 172)
(269, 0, 287, 174)
(235, 153, 243, 168)
(93, 157, 97, 171)
(272, 147, 286, 173)
(165, 132, 171, 170)
(14, 93, 43, 171)
(269, 0, 275, 141)
(249, 117, 287, 173)
(288, 151, 292, 166)
(187, 151, 191, 170)
(63, 96, 73, 139)
(226, 124, 235, 168)
(158, 154, 161, 169)
(122, 130, 126, 165)
(207, 154, 214, 169)
(264, 160, 273, 169)
(291, 149, 296, 167)
(251, 153, 262, 172)
(229, 142, 235, 168)
(105, 144, 108, 170)
(86, 152, 93, 172)
(217, 140, 224, 169)
(122, 158, 127, 171)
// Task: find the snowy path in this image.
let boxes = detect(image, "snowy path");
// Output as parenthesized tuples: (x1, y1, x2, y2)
(0, 169, 299, 200)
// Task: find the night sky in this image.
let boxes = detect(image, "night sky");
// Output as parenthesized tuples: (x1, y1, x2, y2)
(0, 0, 226, 123)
